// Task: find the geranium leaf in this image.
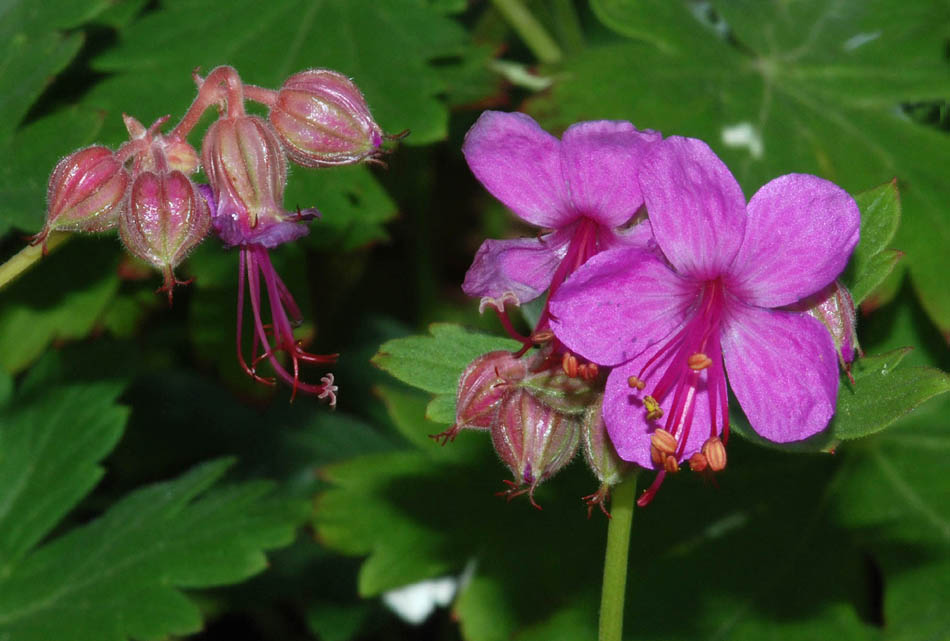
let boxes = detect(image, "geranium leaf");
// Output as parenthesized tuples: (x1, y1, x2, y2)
(533, 0, 950, 332)
(849, 249, 903, 307)
(846, 181, 902, 304)
(0, 456, 308, 641)
(0, 382, 127, 567)
(371, 323, 520, 395)
(0, 239, 119, 374)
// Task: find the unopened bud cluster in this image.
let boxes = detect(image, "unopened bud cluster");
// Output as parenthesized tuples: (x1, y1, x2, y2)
(32, 65, 392, 402)
(437, 349, 629, 515)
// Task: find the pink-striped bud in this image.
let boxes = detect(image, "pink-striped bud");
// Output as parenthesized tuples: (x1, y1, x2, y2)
(269, 69, 383, 167)
(580, 394, 631, 517)
(794, 280, 861, 370)
(492, 388, 580, 508)
(32, 146, 130, 248)
(430, 350, 526, 445)
(118, 170, 210, 302)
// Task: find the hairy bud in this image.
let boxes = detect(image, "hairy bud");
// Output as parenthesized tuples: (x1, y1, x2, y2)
(269, 69, 383, 167)
(491, 388, 580, 508)
(119, 170, 211, 302)
(32, 146, 130, 249)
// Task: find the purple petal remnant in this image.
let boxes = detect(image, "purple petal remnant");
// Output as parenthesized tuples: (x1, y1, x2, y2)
(550, 136, 860, 506)
(461, 111, 660, 351)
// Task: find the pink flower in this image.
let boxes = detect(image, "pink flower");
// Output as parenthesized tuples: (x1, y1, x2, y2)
(461, 111, 659, 345)
(549, 137, 860, 505)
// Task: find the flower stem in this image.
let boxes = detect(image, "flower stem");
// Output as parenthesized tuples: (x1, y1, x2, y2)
(0, 232, 70, 291)
(599, 472, 638, 641)
(490, 0, 563, 64)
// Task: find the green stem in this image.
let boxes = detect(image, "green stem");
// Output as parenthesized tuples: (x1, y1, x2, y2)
(491, 0, 563, 64)
(599, 473, 638, 641)
(551, 0, 585, 56)
(0, 232, 70, 291)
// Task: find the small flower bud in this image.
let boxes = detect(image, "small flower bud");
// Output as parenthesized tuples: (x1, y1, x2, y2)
(119, 170, 211, 302)
(431, 350, 526, 445)
(32, 146, 130, 248)
(519, 364, 596, 415)
(491, 388, 580, 507)
(793, 280, 860, 369)
(269, 69, 383, 167)
(580, 394, 632, 517)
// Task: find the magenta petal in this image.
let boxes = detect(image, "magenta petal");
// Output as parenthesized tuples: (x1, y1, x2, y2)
(603, 357, 714, 467)
(638, 137, 747, 280)
(560, 121, 660, 228)
(722, 305, 838, 443)
(462, 111, 573, 228)
(549, 247, 697, 366)
(729, 174, 861, 307)
(462, 233, 566, 305)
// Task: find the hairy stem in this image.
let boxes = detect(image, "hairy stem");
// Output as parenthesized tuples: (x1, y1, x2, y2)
(490, 0, 562, 64)
(599, 472, 638, 641)
(0, 232, 70, 291)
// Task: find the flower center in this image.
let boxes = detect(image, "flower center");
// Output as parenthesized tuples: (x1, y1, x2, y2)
(630, 278, 731, 506)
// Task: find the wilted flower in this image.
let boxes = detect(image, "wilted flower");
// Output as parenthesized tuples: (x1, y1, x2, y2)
(550, 137, 860, 505)
(461, 111, 660, 351)
(202, 110, 336, 403)
(580, 394, 632, 518)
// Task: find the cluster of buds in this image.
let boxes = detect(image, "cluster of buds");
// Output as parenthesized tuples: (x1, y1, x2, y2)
(438, 349, 630, 516)
(32, 65, 393, 403)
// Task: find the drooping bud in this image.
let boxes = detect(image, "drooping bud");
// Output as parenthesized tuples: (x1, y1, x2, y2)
(202, 115, 313, 248)
(31, 146, 130, 249)
(269, 69, 383, 167)
(430, 350, 527, 445)
(580, 394, 632, 517)
(119, 170, 211, 303)
(793, 280, 860, 371)
(491, 388, 580, 509)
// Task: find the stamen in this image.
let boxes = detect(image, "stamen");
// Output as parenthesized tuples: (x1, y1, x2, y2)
(663, 456, 680, 474)
(688, 352, 713, 370)
(562, 353, 578, 378)
(702, 436, 727, 472)
(650, 428, 677, 455)
(583, 362, 599, 381)
(643, 395, 663, 420)
(628, 375, 645, 390)
(689, 452, 708, 472)
(531, 330, 554, 344)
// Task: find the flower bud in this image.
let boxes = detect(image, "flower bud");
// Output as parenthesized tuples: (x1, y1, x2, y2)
(202, 115, 310, 248)
(430, 350, 526, 445)
(519, 365, 596, 415)
(269, 69, 383, 167)
(793, 280, 860, 371)
(491, 388, 580, 507)
(33, 145, 130, 248)
(580, 395, 632, 517)
(118, 170, 211, 302)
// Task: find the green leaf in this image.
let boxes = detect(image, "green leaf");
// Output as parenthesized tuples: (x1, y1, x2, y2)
(833, 394, 950, 640)
(834, 359, 950, 440)
(0, 239, 119, 374)
(845, 181, 903, 305)
(534, 0, 950, 332)
(0, 382, 128, 567)
(0, 457, 308, 641)
(371, 323, 520, 395)
(0, 107, 107, 232)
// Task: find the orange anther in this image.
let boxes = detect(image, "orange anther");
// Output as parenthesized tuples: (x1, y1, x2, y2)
(650, 428, 677, 455)
(577, 363, 589, 379)
(562, 352, 578, 378)
(702, 436, 727, 472)
(584, 362, 599, 380)
(644, 395, 663, 420)
(664, 455, 680, 474)
(531, 330, 554, 344)
(688, 452, 708, 472)
(628, 375, 645, 390)
(688, 352, 713, 370)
